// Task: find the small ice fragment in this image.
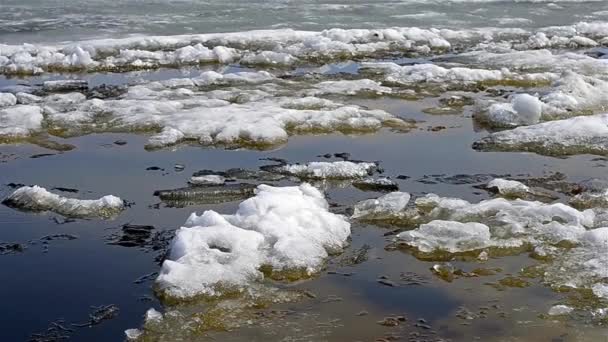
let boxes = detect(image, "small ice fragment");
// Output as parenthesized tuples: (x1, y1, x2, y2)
(124, 328, 143, 340)
(511, 94, 542, 125)
(482, 94, 542, 128)
(487, 178, 530, 197)
(548, 305, 573, 316)
(42, 80, 88, 92)
(592, 284, 608, 300)
(3, 185, 124, 219)
(15, 92, 42, 105)
(189, 175, 226, 186)
(144, 308, 163, 323)
(352, 192, 411, 220)
(0, 105, 44, 137)
(0, 92, 17, 107)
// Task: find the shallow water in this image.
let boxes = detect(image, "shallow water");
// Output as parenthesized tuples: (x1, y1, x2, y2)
(2, 1, 608, 341)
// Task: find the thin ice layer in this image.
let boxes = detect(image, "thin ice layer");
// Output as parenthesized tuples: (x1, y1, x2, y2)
(474, 113, 608, 156)
(156, 184, 350, 299)
(3, 185, 124, 218)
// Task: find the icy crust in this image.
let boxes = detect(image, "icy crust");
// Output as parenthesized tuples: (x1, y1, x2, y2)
(3, 186, 124, 219)
(277, 161, 378, 179)
(156, 184, 350, 299)
(473, 113, 608, 156)
(2, 22, 608, 75)
(363, 62, 556, 85)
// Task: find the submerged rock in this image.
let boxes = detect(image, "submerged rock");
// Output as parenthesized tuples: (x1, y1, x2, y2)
(0, 242, 26, 255)
(153, 183, 257, 205)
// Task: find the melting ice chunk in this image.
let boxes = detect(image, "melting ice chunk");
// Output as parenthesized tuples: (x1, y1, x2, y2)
(474, 114, 608, 156)
(3, 185, 124, 218)
(397, 220, 492, 253)
(156, 183, 350, 299)
(352, 192, 411, 220)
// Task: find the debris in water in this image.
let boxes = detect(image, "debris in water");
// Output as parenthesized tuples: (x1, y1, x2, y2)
(0, 242, 26, 255)
(153, 183, 257, 206)
(72, 304, 119, 327)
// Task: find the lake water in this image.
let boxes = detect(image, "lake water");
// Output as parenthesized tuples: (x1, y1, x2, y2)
(1, 1, 608, 341)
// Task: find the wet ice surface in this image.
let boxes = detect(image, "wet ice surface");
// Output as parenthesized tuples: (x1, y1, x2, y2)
(3, 2, 608, 342)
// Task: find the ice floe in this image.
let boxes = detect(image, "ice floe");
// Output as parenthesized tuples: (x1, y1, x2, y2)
(0, 105, 44, 138)
(548, 305, 574, 316)
(0, 93, 17, 107)
(474, 113, 608, 156)
(3, 185, 124, 218)
(358, 190, 608, 301)
(3, 22, 608, 75)
(363, 62, 555, 85)
(0, 75, 407, 148)
(397, 220, 492, 253)
(156, 184, 350, 299)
